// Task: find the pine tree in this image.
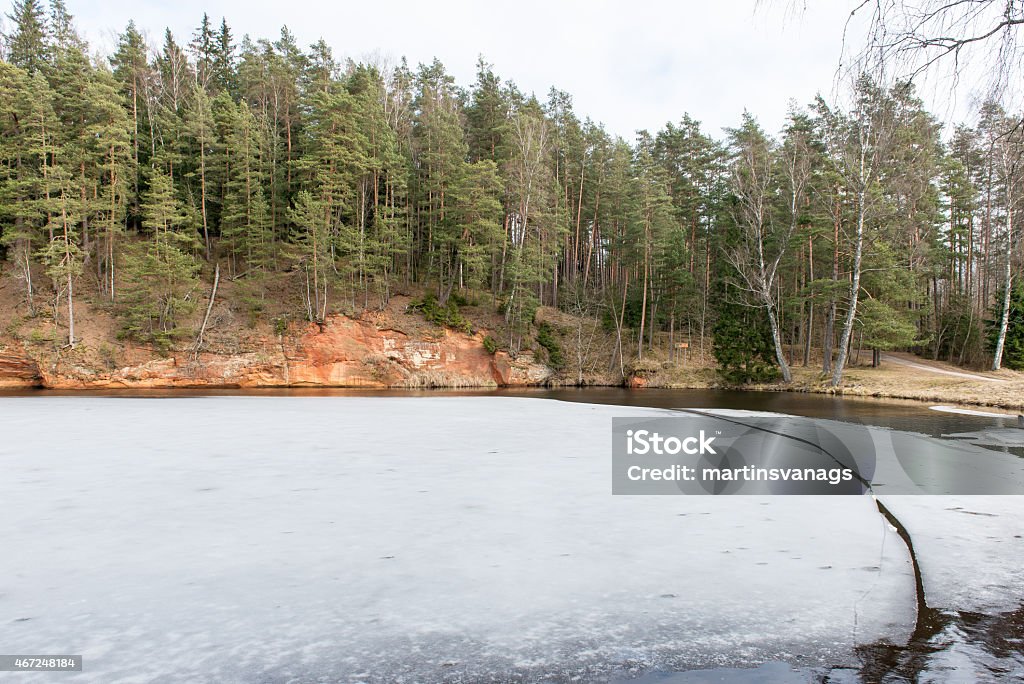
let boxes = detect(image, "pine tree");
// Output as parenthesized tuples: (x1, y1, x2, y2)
(85, 65, 133, 300)
(859, 298, 918, 366)
(220, 99, 271, 272)
(295, 85, 354, 280)
(37, 177, 81, 346)
(213, 18, 235, 96)
(412, 59, 468, 297)
(466, 58, 511, 165)
(287, 190, 331, 321)
(46, 0, 80, 54)
(0, 63, 60, 314)
(346, 65, 408, 306)
(152, 29, 193, 184)
(110, 21, 151, 224)
(447, 159, 503, 295)
(5, 0, 47, 75)
(119, 168, 200, 346)
(184, 85, 215, 259)
(189, 13, 215, 89)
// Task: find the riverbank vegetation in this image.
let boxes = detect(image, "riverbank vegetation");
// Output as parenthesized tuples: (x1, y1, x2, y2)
(1, 0, 1023, 390)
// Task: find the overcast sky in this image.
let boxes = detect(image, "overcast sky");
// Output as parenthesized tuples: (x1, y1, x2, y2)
(62, 1, 924, 140)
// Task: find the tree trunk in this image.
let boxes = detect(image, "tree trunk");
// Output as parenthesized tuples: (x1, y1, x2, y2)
(637, 229, 649, 359)
(62, 201, 75, 348)
(767, 301, 792, 382)
(831, 180, 867, 388)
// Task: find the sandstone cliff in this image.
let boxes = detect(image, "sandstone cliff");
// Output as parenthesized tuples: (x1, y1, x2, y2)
(0, 314, 552, 390)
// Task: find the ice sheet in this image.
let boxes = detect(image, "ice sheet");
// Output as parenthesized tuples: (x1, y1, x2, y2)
(0, 397, 916, 682)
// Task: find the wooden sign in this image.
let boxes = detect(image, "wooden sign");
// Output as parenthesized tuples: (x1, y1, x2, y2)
(676, 342, 689, 349)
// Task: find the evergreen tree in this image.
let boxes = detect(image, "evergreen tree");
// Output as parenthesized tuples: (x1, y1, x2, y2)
(184, 85, 215, 259)
(189, 13, 215, 89)
(412, 59, 468, 295)
(213, 18, 235, 96)
(448, 159, 503, 295)
(119, 168, 200, 346)
(466, 58, 511, 165)
(287, 190, 331, 321)
(84, 64, 133, 300)
(859, 297, 919, 366)
(503, 98, 560, 350)
(110, 21, 151, 224)
(220, 99, 271, 272)
(0, 63, 60, 314)
(37, 174, 80, 346)
(987, 282, 1024, 370)
(5, 0, 46, 74)
(712, 286, 780, 383)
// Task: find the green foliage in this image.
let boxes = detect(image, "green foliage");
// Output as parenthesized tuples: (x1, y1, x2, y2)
(6, 0, 48, 74)
(536, 321, 565, 369)
(858, 298, 919, 351)
(117, 168, 200, 347)
(935, 294, 982, 363)
(482, 335, 498, 354)
(408, 294, 471, 334)
(98, 342, 118, 369)
(286, 190, 332, 321)
(986, 282, 1024, 370)
(0, 9, 1013, 383)
(712, 294, 780, 384)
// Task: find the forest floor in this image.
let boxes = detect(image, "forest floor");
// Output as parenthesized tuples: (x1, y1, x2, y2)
(879, 351, 1004, 381)
(744, 355, 1024, 411)
(643, 349, 1024, 411)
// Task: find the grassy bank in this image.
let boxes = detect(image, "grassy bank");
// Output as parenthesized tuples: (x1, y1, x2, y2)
(642, 352, 1024, 412)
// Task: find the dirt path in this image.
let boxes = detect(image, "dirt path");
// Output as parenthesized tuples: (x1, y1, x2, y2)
(881, 353, 1005, 383)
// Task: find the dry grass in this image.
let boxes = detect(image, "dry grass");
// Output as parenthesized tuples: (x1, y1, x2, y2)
(787, 365, 1024, 411)
(396, 370, 498, 389)
(642, 347, 1024, 411)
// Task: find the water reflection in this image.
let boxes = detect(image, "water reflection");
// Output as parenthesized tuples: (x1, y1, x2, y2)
(856, 604, 1024, 683)
(6, 385, 1021, 439)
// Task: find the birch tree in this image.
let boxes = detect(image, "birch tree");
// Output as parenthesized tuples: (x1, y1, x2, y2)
(725, 113, 795, 382)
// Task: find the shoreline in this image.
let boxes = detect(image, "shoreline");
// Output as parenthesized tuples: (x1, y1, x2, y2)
(3, 374, 1022, 414)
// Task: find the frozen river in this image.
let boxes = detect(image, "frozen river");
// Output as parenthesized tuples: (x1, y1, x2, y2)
(1, 396, 1022, 682)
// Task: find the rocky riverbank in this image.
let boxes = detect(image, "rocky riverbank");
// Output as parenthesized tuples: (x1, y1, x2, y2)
(0, 313, 553, 390)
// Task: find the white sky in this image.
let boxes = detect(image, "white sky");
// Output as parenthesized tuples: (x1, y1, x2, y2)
(62, 0, 970, 140)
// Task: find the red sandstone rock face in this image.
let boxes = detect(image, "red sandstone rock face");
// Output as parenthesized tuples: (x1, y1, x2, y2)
(0, 352, 42, 388)
(28, 315, 553, 390)
(626, 375, 649, 389)
(283, 317, 549, 388)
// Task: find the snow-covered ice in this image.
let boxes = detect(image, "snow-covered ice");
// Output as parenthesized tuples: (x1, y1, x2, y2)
(0, 396, 923, 682)
(875, 496, 1024, 613)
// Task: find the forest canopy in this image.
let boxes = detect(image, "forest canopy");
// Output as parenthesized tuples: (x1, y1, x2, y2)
(0, 0, 1021, 384)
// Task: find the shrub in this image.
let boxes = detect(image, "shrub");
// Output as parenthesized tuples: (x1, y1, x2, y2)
(536, 321, 564, 369)
(98, 343, 119, 370)
(712, 296, 779, 384)
(408, 294, 472, 334)
(482, 335, 498, 354)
